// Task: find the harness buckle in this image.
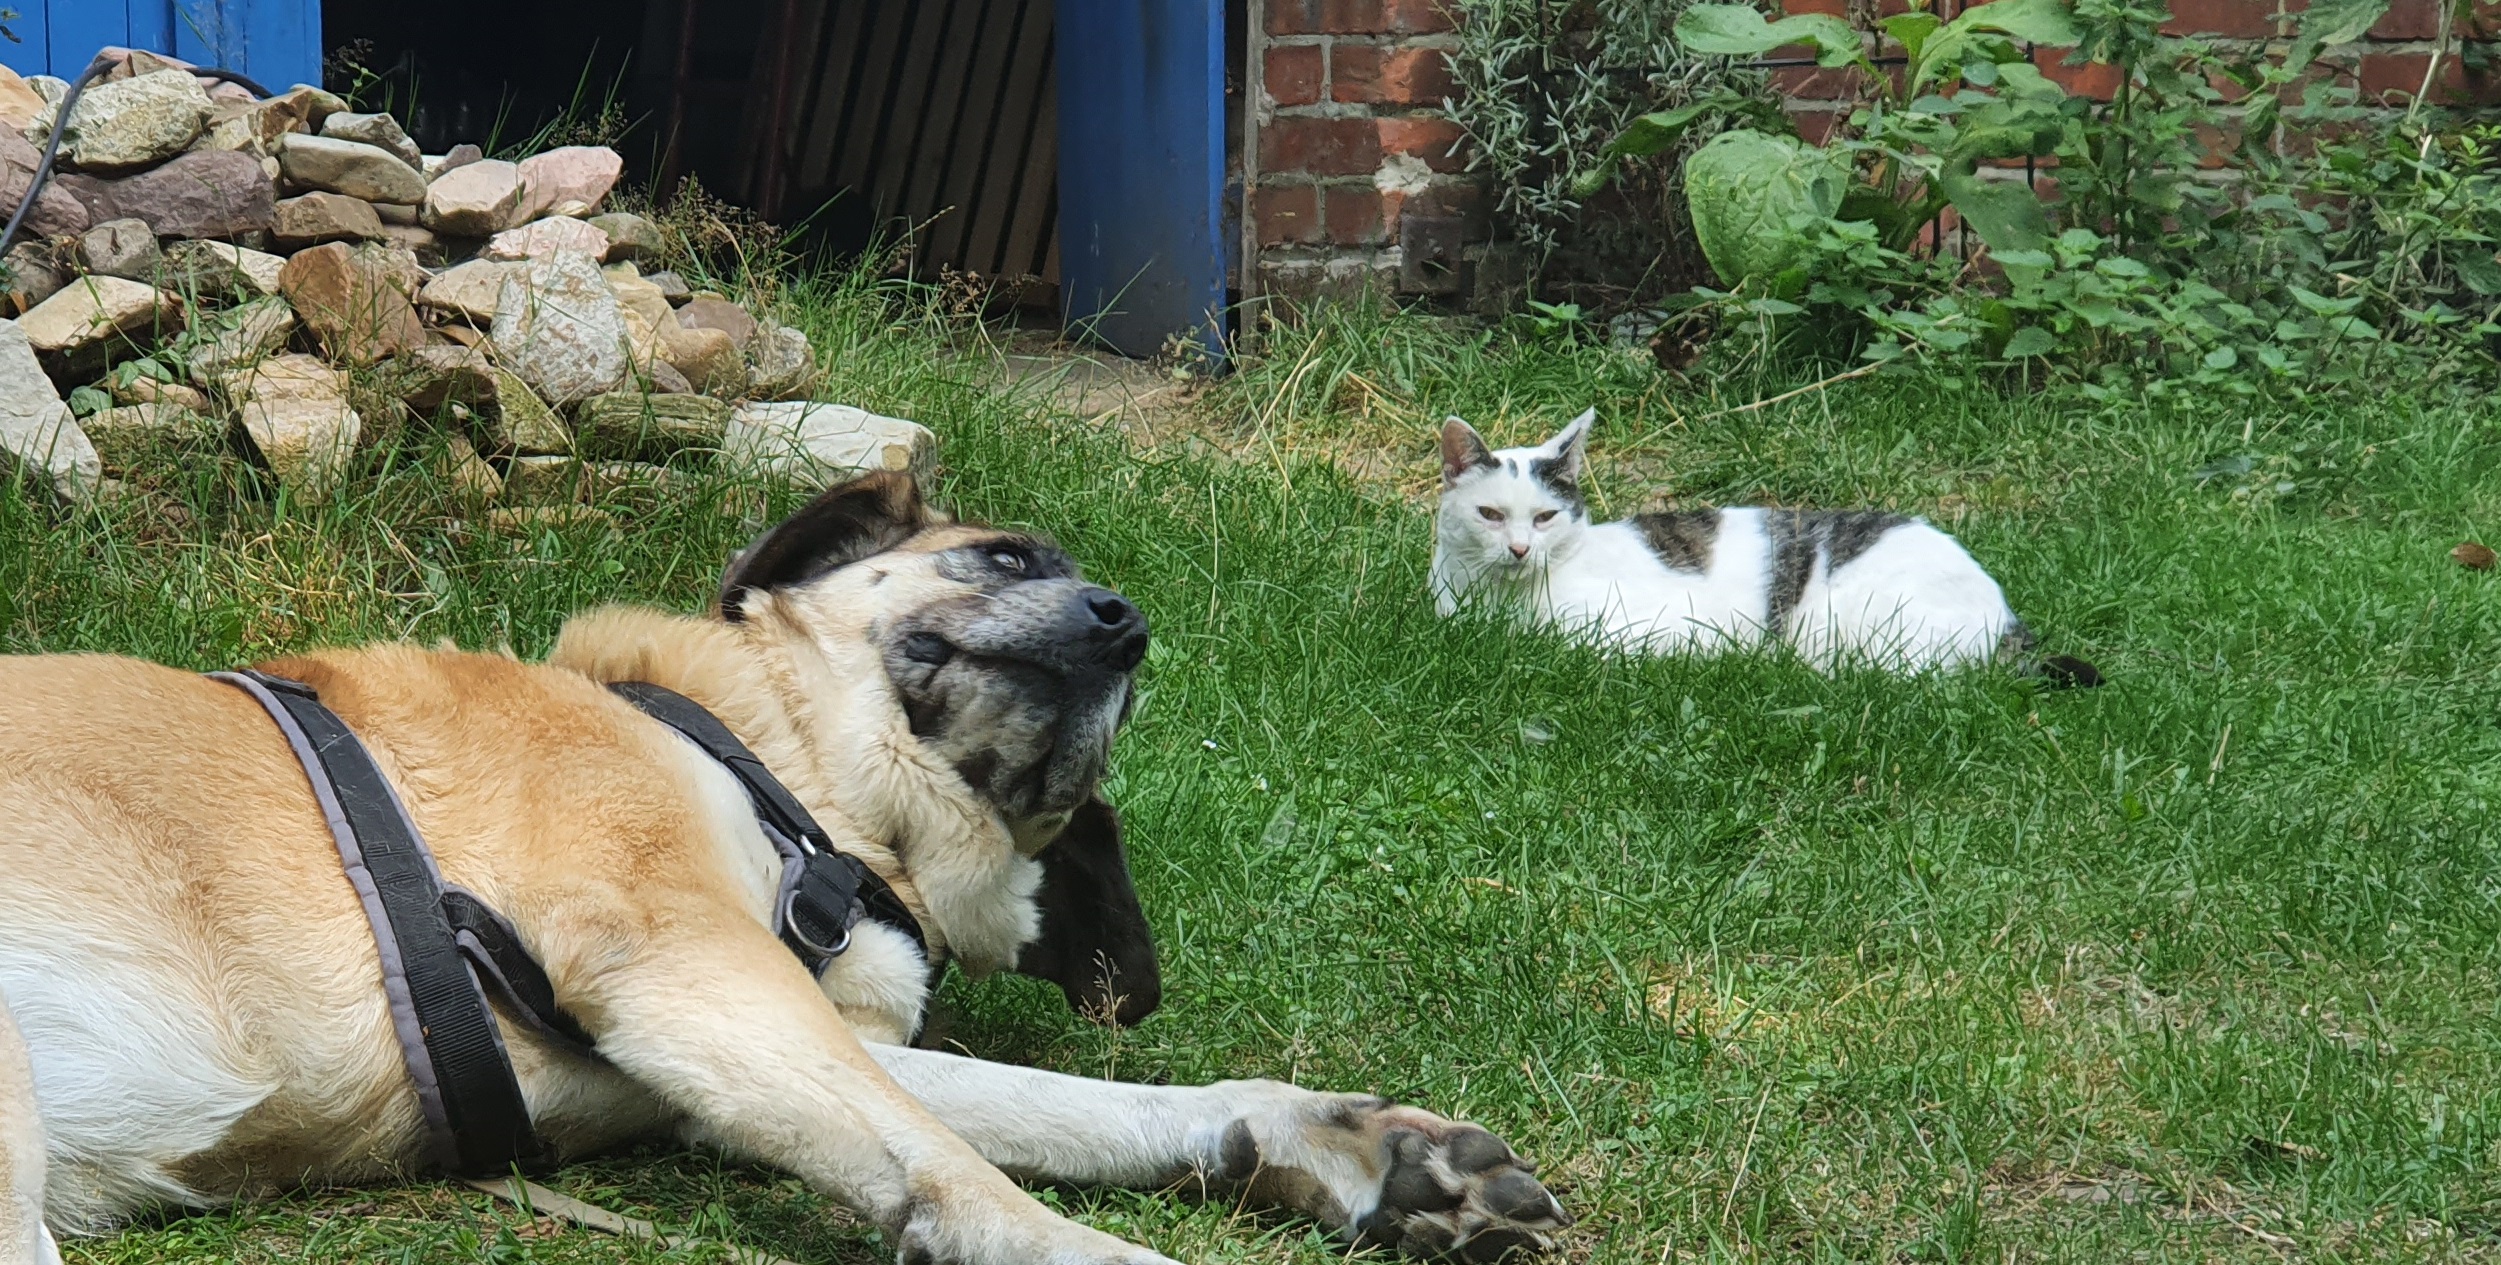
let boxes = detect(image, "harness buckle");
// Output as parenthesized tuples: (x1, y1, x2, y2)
(780, 885, 852, 961)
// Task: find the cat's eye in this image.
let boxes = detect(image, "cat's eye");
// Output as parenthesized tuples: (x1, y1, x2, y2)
(989, 549, 1026, 572)
(1533, 510, 1558, 526)
(1476, 506, 1505, 523)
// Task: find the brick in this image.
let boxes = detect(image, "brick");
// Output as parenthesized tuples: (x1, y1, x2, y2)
(1376, 116, 1468, 171)
(1264, 116, 1382, 175)
(2162, 0, 2284, 37)
(1333, 42, 1459, 104)
(1785, 0, 1849, 13)
(1404, 176, 1486, 232)
(1255, 185, 1322, 245)
(1268, 0, 1450, 34)
(1792, 108, 1848, 144)
(2368, 0, 2440, 38)
(2035, 49, 2122, 101)
(2357, 51, 2501, 103)
(1771, 64, 1866, 100)
(1325, 185, 1387, 245)
(1265, 43, 1325, 106)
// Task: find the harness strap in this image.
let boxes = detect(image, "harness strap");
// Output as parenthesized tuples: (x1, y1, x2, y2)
(211, 670, 548, 1176)
(607, 682, 928, 970)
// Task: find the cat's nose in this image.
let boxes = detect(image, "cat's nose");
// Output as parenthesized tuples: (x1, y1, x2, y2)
(1509, 542, 1530, 559)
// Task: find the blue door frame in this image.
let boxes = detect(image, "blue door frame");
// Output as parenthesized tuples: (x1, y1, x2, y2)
(1055, 0, 1228, 362)
(1, 1, 321, 94)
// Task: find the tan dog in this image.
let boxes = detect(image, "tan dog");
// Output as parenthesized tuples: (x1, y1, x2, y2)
(0, 472, 1567, 1265)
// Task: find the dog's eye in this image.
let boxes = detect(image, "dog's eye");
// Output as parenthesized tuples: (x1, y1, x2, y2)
(1534, 510, 1557, 526)
(989, 549, 1026, 572)
(902, 632, 954, 666)
(1477, 506, 1505, 523)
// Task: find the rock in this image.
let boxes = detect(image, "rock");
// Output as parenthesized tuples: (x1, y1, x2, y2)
(225, 353, 359, 502)
(48, 148, 271, 241)
(422, 158, 525, 236)
(272, 191, 384, 247)
(441, 430, 502, 502)
(0, 124, 92, 238)
(588, 213, 665, 262)
(725, 402, 935, 488)
(186, 296, 299, 379)
(277, 133, 426, 205)
(747, 323, 816, 400)
(482, 216, 611, 263)
(319, 111, 422, 167)
(278, 242, 425, 363)
(572, 392, 732, 460)
(516, 146, 623, 219)
(644, 359, 693, 394)
(0, 67, 46, 131)
(196, 86, 327, 158)
(646, 270, 692, 303)
(604, 264, 679, 380)
(3, 242, 68, 313)
(502, 454, 581, 503)
(161, 239, 286, 298)
(108, 374, 211, 411)
(417, 258, 521, 324)
(376, 223, 443, 263)
(372, 200, 419, 226)
(490, 250, 630, 403)
(75, 218, 162, 282)
(477, 368, 572, 454)
(432, 144, 484, 180)
(436, 324, 485, 349)
(663, 324, 745, 396)
(0, 321, 98, 501)
(18, 275, 182, 375)
(59, 69, 210, 172)
(400, 343, 497, 413)
(676, 295, 757, 349)
(352, 241, 431, 298)
(80, 402, 212, 470)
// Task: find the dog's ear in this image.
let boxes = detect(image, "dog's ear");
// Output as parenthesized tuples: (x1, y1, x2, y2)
(1014, 796, 1160, 1026)
(720, 471, 933, 621)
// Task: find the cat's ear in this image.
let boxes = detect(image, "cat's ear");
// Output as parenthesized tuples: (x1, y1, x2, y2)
(1440, 417, 1496, 489)
(1547, 409, 1596, 484)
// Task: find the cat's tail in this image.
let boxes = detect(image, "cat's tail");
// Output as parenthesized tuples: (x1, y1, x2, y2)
(1999, 621, 2104, 689)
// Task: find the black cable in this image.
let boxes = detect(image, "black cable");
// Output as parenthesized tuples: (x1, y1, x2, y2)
(2, 55, 273, 259)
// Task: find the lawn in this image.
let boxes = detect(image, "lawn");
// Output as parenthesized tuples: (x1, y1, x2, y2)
(6, 274, 2500, 1263)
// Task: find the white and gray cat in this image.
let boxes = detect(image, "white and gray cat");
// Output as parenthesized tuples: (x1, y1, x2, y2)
(1432, 411, 2096, 680)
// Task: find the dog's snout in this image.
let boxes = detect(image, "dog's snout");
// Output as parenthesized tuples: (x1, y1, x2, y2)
(1086, 592, 1137, 628)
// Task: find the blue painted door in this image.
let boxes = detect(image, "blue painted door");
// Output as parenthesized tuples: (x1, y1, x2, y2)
(1, 0, 321, 95)
(1055, 0, 1227, 361)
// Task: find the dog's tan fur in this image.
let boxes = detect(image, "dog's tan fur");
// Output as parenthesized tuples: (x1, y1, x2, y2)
(0, 475, 1568, 1264)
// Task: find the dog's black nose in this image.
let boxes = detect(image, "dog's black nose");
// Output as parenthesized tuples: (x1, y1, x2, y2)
(1087, 592, 1138, 628)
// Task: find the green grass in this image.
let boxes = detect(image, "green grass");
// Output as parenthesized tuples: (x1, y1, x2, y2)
(7, 278, 2501, 1264)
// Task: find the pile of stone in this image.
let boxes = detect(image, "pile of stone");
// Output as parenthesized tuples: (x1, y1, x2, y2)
(0, 50, 931, 514)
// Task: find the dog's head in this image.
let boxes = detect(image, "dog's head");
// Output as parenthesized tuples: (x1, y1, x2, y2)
(718, 472, 1160, 1024)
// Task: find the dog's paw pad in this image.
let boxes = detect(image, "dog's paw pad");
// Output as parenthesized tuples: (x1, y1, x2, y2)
(1357, 1119, 1569, 1260)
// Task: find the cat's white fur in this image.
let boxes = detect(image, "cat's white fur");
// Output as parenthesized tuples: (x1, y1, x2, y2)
(1430, 411, 2023, 672)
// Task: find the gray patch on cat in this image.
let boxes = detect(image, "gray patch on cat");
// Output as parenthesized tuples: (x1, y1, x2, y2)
(1764, 510, 1908, 632)
(1528, 455, 1581, 505)
(1632, 511, 1719, 574)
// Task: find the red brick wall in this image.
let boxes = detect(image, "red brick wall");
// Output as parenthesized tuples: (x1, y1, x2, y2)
(1249, 0, 1481, 301)
(1242, 0, 2501, 311)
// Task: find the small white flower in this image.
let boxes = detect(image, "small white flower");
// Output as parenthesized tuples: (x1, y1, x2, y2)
(1203, 739, 1219, 751)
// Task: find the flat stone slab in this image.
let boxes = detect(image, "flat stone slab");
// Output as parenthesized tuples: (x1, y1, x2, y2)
(724, 401, 935, 488)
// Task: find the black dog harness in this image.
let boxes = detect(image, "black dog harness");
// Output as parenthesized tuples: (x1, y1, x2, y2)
(212, 670, 924, 1176)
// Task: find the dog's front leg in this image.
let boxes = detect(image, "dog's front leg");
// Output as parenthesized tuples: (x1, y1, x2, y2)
(582, 931, 1179, 1265)
(867, 1044, 1569, 1260)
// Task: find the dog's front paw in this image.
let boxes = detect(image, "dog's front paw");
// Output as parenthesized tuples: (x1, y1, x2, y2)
(1221, 1091, 1569, 1260)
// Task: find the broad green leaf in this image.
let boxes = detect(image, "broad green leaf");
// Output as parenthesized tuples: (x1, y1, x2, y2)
(67, 385, 110, 418)
(2203, 345, 2239, 370)
(2289, 284, 2362, 317)
(1947, 0, 2081, 47)
(2324, 314, 2379, 339)
(1942, 99, 2065, 166)
(2456, 250, 2501, 296)
(2288, 0, 2389, 69)
(1881, 12, 1944, 63)
(1989, 248, 2056, 270)
(2003, 326, 2058, 357)
(1676, 5, 1866, 66)
(1938, 168, 2052, 254)
(2095, 256, 2151, 278)
(1683, 129, 1849, 287)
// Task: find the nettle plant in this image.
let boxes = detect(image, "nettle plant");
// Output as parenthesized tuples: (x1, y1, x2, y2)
(1576, 0, 2501, 396)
